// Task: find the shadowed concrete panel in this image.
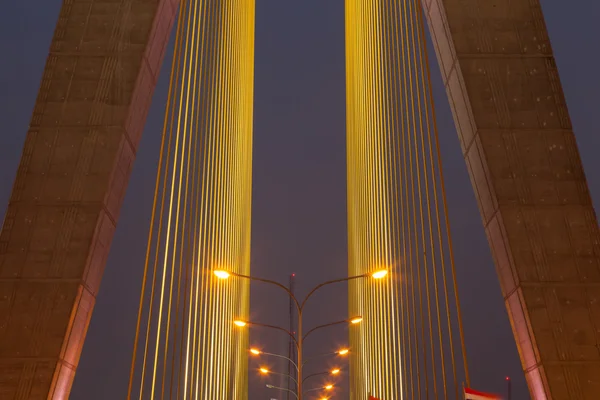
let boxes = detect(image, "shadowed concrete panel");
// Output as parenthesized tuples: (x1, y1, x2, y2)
(0, 0, 178, 398)
(421, 0, 600, 398)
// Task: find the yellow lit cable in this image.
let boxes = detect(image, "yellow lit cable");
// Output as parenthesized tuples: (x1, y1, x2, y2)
(345, 1, 469, 399)
(128, 0, 254, 398)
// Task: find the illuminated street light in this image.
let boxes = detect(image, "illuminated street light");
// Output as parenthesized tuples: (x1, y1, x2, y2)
(249, 347, 299, 372)
(261, 368, 298, 384)
(371, 269, 388, 279)
(222, 269, 385, 400)
(233, 320, 247, 327)
(304, 384, 335, 395)
(303, 316, 363, 342)
(214, 270, 230, 279)
(302, 368, 343, 384)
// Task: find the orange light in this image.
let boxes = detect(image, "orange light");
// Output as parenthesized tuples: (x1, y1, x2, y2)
(350, 316, 363, 324)
(338, 348, 349, 355)
(234, 320, 247, 327)
(259, 368, 269, 374)
(325, 384, 334, 390)
(331, 368, 340, 375)
(371, 269, 388, 279)
(214, 270, 231, 279)
(250, 348, 261, 355)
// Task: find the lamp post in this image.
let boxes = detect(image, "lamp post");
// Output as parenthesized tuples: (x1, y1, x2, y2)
(304, 384, 335, 395)
(300, 347, 351, 376)
(302, 368, 341, 384)
(218, 268, 388, 400)
(250, 348, 299, 374)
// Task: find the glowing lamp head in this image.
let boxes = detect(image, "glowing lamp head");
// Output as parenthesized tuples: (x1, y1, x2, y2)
(331, 368, 340, 375)
(234, 320, 247, 327)
(250, 348, 261, 355)
(259, 368, 269, 374)
(214, 270, 231, 279)
(338, 348, 349, 355)
(371, 269, 388, 279)
(350, 316, 363, 324)
(325, 384, 334, 390)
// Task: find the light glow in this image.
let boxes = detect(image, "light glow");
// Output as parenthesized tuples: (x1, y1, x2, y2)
(234, 320, 247, 327)
(338, 348, 349, 355)
(325, 384, 334, 390)
(331, 368, 340, 375)
(350, 316, 363, 324)
(371, 269, 388, 279)
(214, 270, 231, 279)
(250, 348, 261, 355)
(259, 368, 269, 374)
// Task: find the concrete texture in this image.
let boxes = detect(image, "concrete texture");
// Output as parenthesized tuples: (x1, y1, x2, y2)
(0, 0, 178, 398)
(422, 0, 600, 398)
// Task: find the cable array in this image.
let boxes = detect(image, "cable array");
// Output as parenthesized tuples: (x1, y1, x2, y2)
(128, 0, 255, 398)
(345, 1, 469, 399)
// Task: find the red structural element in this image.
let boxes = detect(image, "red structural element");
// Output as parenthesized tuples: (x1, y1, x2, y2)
(464, 387, 501, 400)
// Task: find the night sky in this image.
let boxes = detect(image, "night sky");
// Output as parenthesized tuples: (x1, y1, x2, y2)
(1, 1, 599, 399)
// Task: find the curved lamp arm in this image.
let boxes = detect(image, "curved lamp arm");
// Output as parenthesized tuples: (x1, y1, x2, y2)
(300, 274, 368, 311)
(302, 319, 350, 342)
(302, 350, 350, 366)
(302, 371, 328, 383)
(231, 272, 301, 312)
(245, 321, 299, 349)
(260, 351, 300, 373)
(263, 370, 299, 387)
(304, 385, 332, 394)
(266, 384, 298, 399)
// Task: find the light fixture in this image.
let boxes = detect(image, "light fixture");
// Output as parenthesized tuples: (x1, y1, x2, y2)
(331, 368, 340, 375)
(350, 316, 363, 324)
(325, 384, 334, 390)
(250, 348, 261, 355)
(371, 269, 388, 279)
(214, 270, 231, 279)
(338, 348, 349, 355)
(259, 368, 269, 374)
(234, 320, 247, 327)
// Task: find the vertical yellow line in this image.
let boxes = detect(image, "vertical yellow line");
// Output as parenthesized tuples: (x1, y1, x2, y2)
(198, 2, 220, 395)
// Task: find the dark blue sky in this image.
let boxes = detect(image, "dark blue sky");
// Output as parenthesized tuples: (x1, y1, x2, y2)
(1, 1, 599, 399)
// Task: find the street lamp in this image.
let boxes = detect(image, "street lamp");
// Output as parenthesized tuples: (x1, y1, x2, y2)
(249, 348, 299, 373)
(302, 368, 342, 384)
(304, 384, 334, 395)
(217, 268, 388, 400)
(302, 316, 362, 343)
